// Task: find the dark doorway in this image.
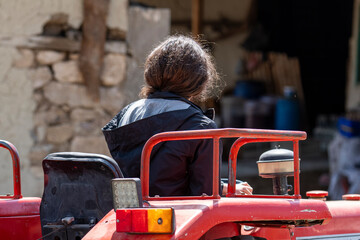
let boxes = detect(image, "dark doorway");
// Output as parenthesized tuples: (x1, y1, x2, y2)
(257, 0, 354, 132)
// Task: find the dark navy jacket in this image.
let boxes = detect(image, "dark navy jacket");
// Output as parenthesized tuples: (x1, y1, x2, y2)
(102, 92, 217, 197)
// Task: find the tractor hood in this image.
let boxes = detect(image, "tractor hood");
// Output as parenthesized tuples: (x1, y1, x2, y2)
(83, 197, 332, 240)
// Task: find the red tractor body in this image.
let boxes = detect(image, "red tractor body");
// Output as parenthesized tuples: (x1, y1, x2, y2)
(1, 129, 359, 240)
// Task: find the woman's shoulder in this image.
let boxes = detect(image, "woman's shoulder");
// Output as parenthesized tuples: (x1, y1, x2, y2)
(181, 106, 218, 130)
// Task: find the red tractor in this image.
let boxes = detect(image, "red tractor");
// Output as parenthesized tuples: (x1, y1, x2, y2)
(1, 128, 360, 239)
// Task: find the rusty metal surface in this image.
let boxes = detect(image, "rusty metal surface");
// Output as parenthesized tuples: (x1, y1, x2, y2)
(247, 200, 360, 239)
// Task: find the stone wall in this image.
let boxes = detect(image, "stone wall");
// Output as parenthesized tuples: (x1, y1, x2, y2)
(0, 1, 170, 197)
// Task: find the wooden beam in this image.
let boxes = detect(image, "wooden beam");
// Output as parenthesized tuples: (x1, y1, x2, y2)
(191, 0, 203, 36)
(79, 0, 110, 101)
(0, 36, 126, 54)
(173, 19, 244, 27)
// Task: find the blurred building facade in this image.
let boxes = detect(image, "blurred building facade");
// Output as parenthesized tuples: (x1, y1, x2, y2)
(0, 0, 170, 196)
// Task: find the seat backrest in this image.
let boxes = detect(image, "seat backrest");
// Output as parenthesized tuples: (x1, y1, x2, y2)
(40, 152, 123, 240)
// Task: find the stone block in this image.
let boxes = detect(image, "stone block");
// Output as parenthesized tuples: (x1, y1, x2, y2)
(61, 105, 71, 113)
(47, 106, 69, 124)
(100, 87, 125, 116)
(127, 6, 171, 64)
(73, 120, 102, 136)
(36, 50, 66, 65)
(46, 123, 73, 144)
(33, 92, 44, 104)
(33, 93, 48, 113)
(53, 60, 84, 83)
(13, 49, 34, 68)
(107, 0, 128, 33)
(34, 105, 68, 126)
(106, 41, 127, 54)
(69, 53, 79, 60)
(0, 0, 83, 37)
(27, 66, 52, 89)
(36, 100, 51, 113)
(71, 108, 108, 136)
(71, 136, 110, 156)
(43, 82, 94, 108)
(101, 53, 126, 86)
(33, 109, 50, 127)
(71, 108, 98, 122)
(71, 108, 105, 136)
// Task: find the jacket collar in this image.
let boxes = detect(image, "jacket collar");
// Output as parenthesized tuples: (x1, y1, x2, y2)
(147, 91, 215, 120)
(147, 91, 203, 112)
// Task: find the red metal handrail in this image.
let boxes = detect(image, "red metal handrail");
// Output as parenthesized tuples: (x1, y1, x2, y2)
(0, 140, 22, 199)
(227, 138, 301, 198)
(140, 128, 306, 201)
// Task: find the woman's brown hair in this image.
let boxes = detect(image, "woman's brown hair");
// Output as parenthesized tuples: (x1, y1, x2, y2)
(140, 35, 222, 102)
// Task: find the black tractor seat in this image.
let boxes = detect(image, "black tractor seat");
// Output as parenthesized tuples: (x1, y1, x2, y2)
(40, 152, 123, 240)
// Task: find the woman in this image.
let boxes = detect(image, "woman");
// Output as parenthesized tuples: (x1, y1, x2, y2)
(102, 35, 252, 197)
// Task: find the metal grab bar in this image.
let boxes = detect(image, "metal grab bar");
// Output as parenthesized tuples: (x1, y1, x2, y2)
(140, 128, 306, 201)
(0, 140, 22, 199)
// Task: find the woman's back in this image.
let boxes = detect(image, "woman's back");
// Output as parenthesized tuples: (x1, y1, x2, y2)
(103, 35, 252, 197)
(103, 91, 217, 196)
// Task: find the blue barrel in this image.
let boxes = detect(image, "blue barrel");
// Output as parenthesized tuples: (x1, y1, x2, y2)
(275, 98, 300, 130)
